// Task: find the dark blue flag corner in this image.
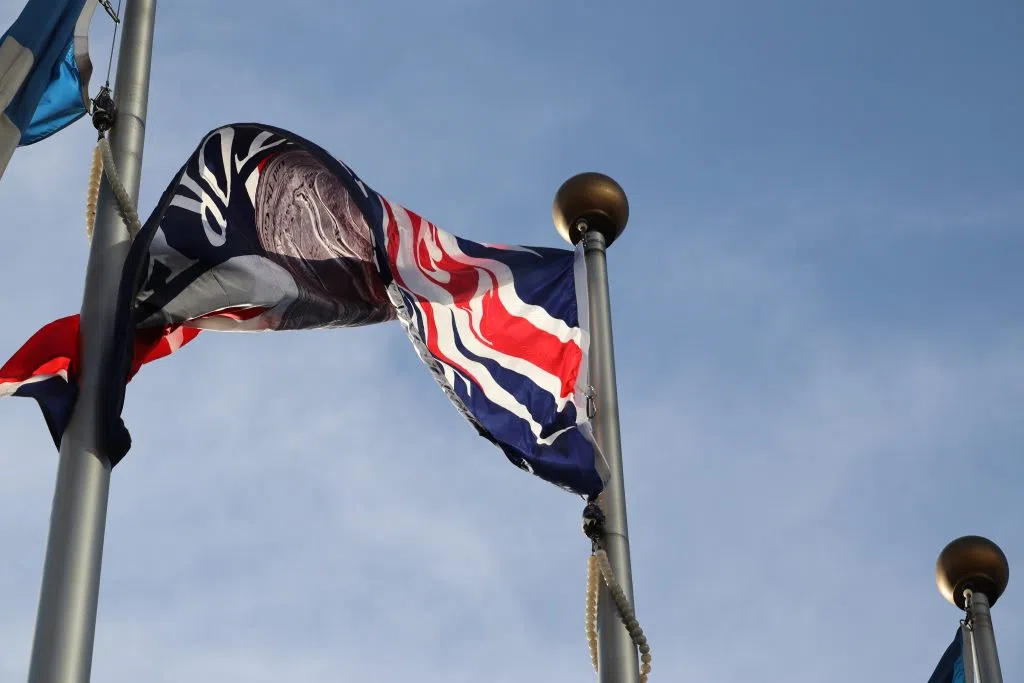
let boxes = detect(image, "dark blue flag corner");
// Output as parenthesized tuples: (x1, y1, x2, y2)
(929, 626, 968, 683)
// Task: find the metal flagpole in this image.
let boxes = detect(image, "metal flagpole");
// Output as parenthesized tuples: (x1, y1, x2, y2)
(554, 173, 641, 683)
(27, 0, 157, 680)
(936, 535, 1010, 683)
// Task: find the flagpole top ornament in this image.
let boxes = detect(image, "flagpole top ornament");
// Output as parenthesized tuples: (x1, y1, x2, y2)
(936, 535, 1009, 610)
(552, 172, 629, 246)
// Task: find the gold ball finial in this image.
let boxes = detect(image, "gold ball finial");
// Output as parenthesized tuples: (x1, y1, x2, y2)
(936, 535, 1009, 609)
(552, 172, 629, 246)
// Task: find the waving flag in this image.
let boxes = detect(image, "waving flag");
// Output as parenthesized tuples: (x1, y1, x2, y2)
(928, 626, 972, 683)
(0, 315, 199, 448)
(0, 0, 99, 179)
(1, 123, 606, 496)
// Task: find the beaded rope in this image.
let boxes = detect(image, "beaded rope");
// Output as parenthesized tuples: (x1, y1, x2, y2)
(583, 502, 651, 681)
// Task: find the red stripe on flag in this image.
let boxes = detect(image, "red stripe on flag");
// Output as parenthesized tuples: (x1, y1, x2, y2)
(1, 315, 203, 389)
(0, 315, 79, 387)
(407, 213, 582, 398)
(129, 324, 202, 379)
(382, 201, 479, 385)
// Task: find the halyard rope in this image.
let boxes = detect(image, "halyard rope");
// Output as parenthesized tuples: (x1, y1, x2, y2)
(86, 80, 141, 242)
(583, 502, 652, 681)
(86, 134, 140, 241)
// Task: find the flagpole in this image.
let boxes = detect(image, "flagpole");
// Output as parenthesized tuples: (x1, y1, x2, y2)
(936, 535, 1010, 683)
(27, 1, 156, 681)
(554, 173, 641, 683)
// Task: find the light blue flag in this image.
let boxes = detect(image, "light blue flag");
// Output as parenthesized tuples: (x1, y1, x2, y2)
(0, 0, 99, 179)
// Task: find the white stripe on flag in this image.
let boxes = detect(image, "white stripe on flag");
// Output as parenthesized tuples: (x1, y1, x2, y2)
(388, 202, 581, 408)
(0, 36, 34, 112)
(0, 370, 69, 398)
(0, 113, 21, 180)
(386, 203, 575, 446)
(73, 0, 99, 112)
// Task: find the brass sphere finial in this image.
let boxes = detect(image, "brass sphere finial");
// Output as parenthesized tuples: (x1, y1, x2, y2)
(552, 172, 629, 246)
(936, 535, 1009, 609)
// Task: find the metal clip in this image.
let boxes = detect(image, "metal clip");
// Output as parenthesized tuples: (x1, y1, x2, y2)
(584, 385, 597, 419)
(98, 0, 120, 22)
(91, 86, 116, 133)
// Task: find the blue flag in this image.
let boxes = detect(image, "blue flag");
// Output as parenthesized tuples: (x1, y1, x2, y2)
(929, 627, 969, 683)
(0, 0, 98, 179)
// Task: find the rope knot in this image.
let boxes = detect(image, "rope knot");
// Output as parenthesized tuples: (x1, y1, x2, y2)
(582, 501, 606, 551)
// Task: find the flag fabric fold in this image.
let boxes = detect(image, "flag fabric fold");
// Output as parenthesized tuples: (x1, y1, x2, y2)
(0, 314, 200, 449)
(2, 123, 606, 496)
(0, 0, 98, 178)
(928, 626, 970, 683)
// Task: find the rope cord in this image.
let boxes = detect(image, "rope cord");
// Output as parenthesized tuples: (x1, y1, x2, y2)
(85, 135, 140, 242)
(97, 135, 141, 238)
(85, 0, 130, 241)
(100, 0, 123, 87)
(85, 142, 102, 240)
(586, 553, 599, 670)
(85, 80, 140, 243)
(582, 502, 652, 681)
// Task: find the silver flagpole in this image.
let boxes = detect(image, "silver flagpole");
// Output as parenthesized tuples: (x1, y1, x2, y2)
(27, 1, 157, 681)
(936, 535, 1010, 683)
(554, 173, 641, 683)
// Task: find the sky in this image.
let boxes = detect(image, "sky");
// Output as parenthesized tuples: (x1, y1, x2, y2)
(0, 0, 1022, 681)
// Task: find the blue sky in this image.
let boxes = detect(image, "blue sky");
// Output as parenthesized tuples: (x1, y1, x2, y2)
(1, 0, 1022, 680)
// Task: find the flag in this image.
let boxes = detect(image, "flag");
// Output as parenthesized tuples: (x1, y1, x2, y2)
(928, 626, 972, 683)
(0, 314, 200, 449)
(0, 0, 99, 179)
(1, 123, 607, 496)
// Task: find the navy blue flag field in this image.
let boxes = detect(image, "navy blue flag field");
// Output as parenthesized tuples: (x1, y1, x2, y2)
(1, 123, 608, 497)
(928, 627, 969, 683)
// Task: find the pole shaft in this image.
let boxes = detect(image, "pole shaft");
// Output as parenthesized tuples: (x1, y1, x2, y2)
(27, 1, 156, 681)
(583, 229, 641, 683)
(967, 592, 1004, 683)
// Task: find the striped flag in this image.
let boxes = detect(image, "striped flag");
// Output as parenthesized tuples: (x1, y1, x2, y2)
(1, 123, 607, 496)
(0, 0, 99, 179)
(0, 315, 199, 449)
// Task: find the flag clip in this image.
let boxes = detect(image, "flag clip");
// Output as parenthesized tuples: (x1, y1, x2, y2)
(91, 86, 116, 134)
(99, 0, 121, 23)
(585, 385, 597, 419)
